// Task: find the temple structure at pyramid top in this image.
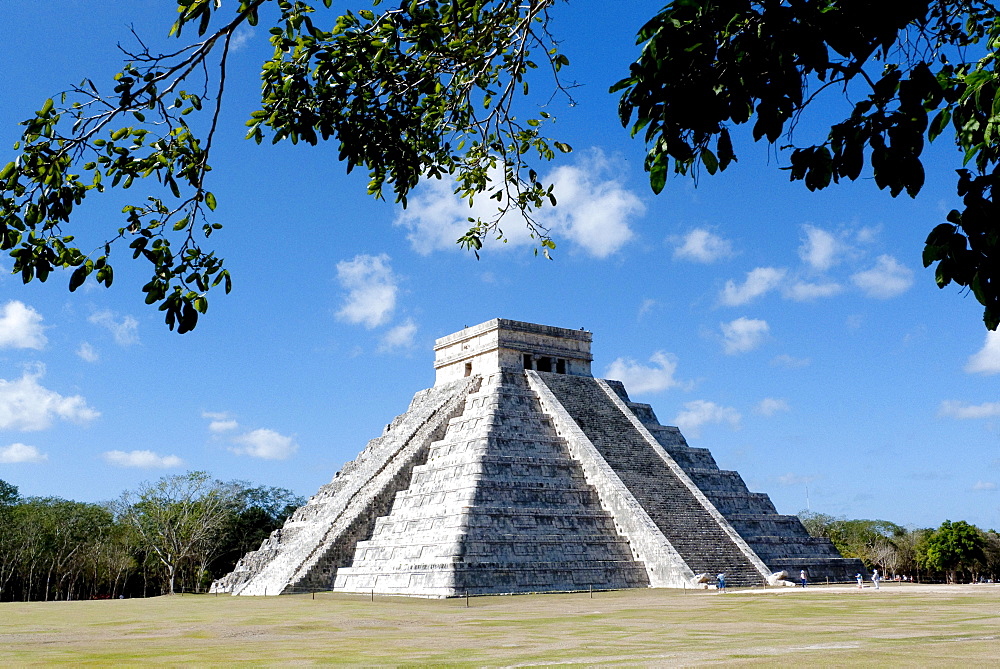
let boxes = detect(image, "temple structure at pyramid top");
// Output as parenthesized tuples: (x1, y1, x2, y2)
(434, 318, 594, 384)
(213, 318, 863, 598)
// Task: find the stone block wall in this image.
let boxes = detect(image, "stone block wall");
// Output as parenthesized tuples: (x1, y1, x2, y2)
(210, 376, 478, 595)
(333, 371, 649, 597)
(608, 379, 866, 583)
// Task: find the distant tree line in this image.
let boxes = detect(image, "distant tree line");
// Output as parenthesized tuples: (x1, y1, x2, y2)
(799, 512, 1000, 584)
(3, 472, 996, 599)
(0, 472, 303, 602)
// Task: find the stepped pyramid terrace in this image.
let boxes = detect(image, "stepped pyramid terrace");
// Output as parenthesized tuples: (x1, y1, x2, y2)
(212, 319, 863, 597)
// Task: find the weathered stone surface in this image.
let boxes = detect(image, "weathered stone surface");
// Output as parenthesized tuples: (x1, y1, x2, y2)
(210, 376, 479, 595)
(533, 372, 770, 588)
(333, 371, 649, 596)
(616, 390, 862, 582)
(214, 319, 863, 597)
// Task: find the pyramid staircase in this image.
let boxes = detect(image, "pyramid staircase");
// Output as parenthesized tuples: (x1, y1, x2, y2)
(332, 371, 650, 596)
(535, 372, 766, 587)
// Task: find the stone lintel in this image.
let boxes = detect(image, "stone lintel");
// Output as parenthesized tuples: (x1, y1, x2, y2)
(434, 319, 593, 386)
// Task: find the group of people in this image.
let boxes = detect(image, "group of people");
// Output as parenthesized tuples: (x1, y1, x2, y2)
(712, 568, 903, 591)
(857, 569, 881, 589)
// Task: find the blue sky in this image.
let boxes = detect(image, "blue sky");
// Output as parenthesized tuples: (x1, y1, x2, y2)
(1, 1, 998, 530)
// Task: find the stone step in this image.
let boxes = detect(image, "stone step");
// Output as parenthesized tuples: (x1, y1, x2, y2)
(351, 537, 637, 563)
(700, 491, 778, 515)
(335, 559, 651, 595)
(392, 487, 604, 512)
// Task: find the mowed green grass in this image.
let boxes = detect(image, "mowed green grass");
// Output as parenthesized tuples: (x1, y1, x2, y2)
(1, 584, 998, 666)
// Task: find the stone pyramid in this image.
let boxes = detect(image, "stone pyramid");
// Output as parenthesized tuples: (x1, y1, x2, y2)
(212, 319, 861, 597)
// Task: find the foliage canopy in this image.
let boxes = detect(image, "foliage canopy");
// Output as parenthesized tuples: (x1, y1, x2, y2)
(613, 0, 1000, 328)
(918, 519, 988, 581)
(0, 473, 303, 601)
(1, 0, 999, 330)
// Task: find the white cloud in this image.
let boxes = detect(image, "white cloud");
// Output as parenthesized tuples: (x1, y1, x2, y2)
(230, 428, 298, 460)
(102, 450, 183, 469)
(771, 354, 811, 369)
(394, 151, 643, 258)
(721, 317, 769, 355)
(673, 400, 741, 438)
(230, 25, 253, 52)
(778, 472, 816, 486)
(209, 419, 239, 433)
(76, 342, 99, 363)
(856, 226, 880, 244)
(379, 319, 418, 352)
(204, 413, 295, 460)
(938, 400, 1000, 420)
(756, 398, 790, 416)
(799, 225, 844, 271)
(719, 267, 786, 306)
(0, 301, 47, 350)
(784, 281, 843, 302)
(851, 255, 913, 299)
(672, 228, 734, 263)
(88, 310, 139, 346)
(638, 299, 657, 318)
(392, 177, 479, 254)
(605, 352, 684, 395)
(973, 481, 997, 491)
(543, 154, 642, 257)
(965, 330, 1000, 375)
(0, 365, 100, 431)
(0, 443, 48, 464)
(335, 254, 398, 328)
(202, 411, 239, 433)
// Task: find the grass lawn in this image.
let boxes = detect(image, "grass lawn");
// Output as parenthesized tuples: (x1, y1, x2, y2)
(1, 583, 997, 665)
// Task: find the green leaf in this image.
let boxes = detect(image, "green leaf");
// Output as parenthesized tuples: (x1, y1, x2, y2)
(205, 191, 217, 211)
(68, 265, 88, 292)
(649, 158, 667, 194)
(701, 148, 718, 175)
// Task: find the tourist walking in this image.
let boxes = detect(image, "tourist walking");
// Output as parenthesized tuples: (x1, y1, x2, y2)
(800, 569, 808, 587)
(717, 573, 727, 593)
